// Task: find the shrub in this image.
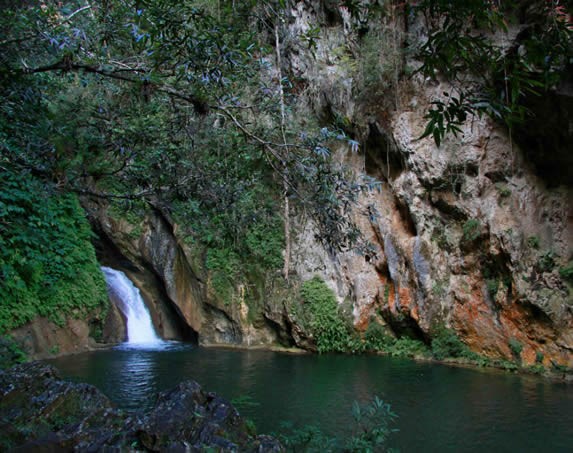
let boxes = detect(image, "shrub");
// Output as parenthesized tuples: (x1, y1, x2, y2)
(206, 247, 241, 304)
(0, 336, 26, 369)
(431, 328, 469, 360)
(0, 171, 108, 333)
(508, 338, 523, 360)
(462, 219, 481, 242)
(276, 395, 398, 452)
(537, 251, 556, 273)
(527, 236, 540, 249)
(347, 396, 398, 451)
(363, 322, 393, 351)
(559, 262, 573, 283)
(300, 277, 352, 353)
(387, 337, 428, 358)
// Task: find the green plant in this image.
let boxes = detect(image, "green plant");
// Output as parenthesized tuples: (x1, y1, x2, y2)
(206, 248, 242, 304)
(245, 419, 257, 437)
(495, 183, 512, 198)
(535, 351, 544, 364)
(537, 251, 556, 273)
(528, 364, 545, 375)
(431, 279, 447, 298)
(346, 396, 398, 451)
(527, 236, 540, 250)
(363, 322, 393, 351)
(387, 337, 428, 358)
(231, 395, 260, 411)
(415, 0, 573, 146)
(559, 262, 573, 283)
(0, 171, 108, 333)
(276, 422, 338, 452)
(492, 359, 520, 372)
(508, 338, 523, 361)
(49, 345, 60, 355)
(0, 336, 27, 369)
(431, 328, 469, 360)
(431, 226, 452, 251)
(300, 277, 353, 353)
(461, 219, 481, 243)
(485, 279, 499, 300)
(275, 395, 398, 452)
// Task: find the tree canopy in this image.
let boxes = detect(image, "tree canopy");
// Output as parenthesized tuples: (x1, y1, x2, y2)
(0, 0, 381, 322)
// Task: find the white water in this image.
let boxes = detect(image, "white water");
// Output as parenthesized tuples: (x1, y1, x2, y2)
(101, 266, 163, 346)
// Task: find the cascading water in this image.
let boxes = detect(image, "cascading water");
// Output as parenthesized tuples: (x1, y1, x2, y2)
(101, 266, 163, 345)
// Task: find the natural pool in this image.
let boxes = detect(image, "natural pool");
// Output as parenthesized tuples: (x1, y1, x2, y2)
(47, 344, 573, 452)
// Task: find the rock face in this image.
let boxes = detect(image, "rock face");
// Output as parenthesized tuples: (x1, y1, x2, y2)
(76, 1, 571, 369)
(284, 1, 573, 367)
(0, 362, 281, 452)
(8, 315, 121, 360)
(87, 203, 289, 348)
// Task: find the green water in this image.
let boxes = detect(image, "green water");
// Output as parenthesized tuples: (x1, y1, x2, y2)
(48, 344, 573, 452)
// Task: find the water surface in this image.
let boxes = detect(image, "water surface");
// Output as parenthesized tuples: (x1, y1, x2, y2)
(48, 345, 573, 452)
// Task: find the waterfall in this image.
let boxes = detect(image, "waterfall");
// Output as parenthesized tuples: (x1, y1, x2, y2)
(101, 266, 162, 345)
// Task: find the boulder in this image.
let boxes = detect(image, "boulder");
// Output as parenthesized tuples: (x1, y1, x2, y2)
(0, 362, 282, 452)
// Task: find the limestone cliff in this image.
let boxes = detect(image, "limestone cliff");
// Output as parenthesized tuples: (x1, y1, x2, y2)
(87, 202, 290, 348)
(80, 1, 571, 370)
(284, 0, 572, 367)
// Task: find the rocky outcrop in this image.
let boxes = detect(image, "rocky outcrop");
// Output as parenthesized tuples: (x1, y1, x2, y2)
(7, 312, 122, 360)
(284, 1, 572, 367)
(76, 1, 571, 369)
(87, 202, 292, 348)
(0, 362, 281, 451)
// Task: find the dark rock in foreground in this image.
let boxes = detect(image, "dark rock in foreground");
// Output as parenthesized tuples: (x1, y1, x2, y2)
(0, 362, 282, 452)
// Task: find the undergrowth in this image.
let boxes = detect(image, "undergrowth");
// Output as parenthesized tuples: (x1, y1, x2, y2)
(0, 170, 108, 333)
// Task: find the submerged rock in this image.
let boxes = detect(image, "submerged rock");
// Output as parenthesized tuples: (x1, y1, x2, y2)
(0, 362, 282, 452)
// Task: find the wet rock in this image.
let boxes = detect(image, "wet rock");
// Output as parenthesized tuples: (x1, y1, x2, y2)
(0, 362, 282, 452)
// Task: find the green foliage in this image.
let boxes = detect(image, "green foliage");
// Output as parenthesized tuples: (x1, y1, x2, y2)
(0, 169, 108, 333)
(559, 262, 573, 283)
(276, 422, 338, 452)
(0, 0, 376, 263)
(363, 322, 394, 351)
(356, 11, 404, 99)
(275, 395, 398, 452)
(431, 328, 470, 361)
(419, 93, 473, 147)
(461, 219, 481, 243)
(537, 250, 556, 273)
(386, 337, 428, 358)
(485, 279, 500, 300)
(528, 364, 545, 375)
(431, 279, 447, 298)
(300, 277, 353, 353)
(495, 183, 512, 199)
(492, 358, 520, 372)
(230, 395, 260, 411)
(0, 336, 27, 369)
(527, 236, 540, 250)
(508, 338, 523, 360)
(415, 0, 573, 146)
(206, 248, 242, 304)
(360, 321, 429, 358)
(347, 396, 398, 452)
(431, 226, 452, 251)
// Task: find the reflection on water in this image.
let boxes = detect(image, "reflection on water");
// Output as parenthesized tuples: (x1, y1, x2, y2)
(48, 348, 573, 452)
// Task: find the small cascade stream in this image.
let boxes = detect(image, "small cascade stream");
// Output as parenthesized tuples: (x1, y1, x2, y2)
(101, 266, 163, 346)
